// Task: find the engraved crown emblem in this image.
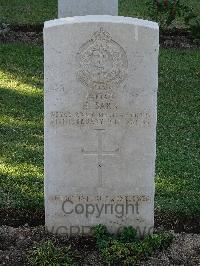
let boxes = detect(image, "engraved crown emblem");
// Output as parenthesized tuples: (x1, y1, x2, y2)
(92, 27, 112, 42)
(77, 28, 128, 89)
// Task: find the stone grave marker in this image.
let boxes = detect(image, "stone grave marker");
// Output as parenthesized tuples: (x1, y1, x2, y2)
(58, 0, 118, 18)
(44, 15, 159, 236)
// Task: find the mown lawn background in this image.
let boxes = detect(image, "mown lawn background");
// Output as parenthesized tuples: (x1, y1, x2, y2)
(0, 44, 44, 209)
(0, 0, 200, 222)
(0, 0, 199, 26)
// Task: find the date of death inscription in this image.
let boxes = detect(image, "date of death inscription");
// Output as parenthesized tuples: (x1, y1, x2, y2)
(49, 111, 152, 128)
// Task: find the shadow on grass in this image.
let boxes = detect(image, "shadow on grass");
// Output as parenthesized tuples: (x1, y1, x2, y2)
(0, 85, 43, 167)
(0, 86, 43, 120)
(0, 172, 43, 209)
(0, 43, 43, 88)
(0, 44, 44, 210)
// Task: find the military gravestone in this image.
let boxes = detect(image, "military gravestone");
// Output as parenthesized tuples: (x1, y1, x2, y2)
(44, 16, 159, 235)
(58, 0, 118, 18)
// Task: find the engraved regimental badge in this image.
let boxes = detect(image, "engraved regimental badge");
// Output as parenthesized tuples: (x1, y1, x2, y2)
(77, 27, 128, 90)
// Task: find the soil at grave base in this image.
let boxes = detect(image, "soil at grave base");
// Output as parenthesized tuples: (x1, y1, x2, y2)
(0, 208, 199, 234)
(0, 209, 200, 265)
(0, 209, 45, 227)
(0, 30, 43, 45)
(0, 225, 103, 266)
(0, 225, 200, 266)
(0, 24, 199, 49)
(160, 28, 200, 49)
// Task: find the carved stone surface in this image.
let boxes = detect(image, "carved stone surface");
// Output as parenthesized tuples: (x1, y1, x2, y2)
(44, 16, 159, 236)
(77, 27, 128, 89)
(58, 0, 118, 18)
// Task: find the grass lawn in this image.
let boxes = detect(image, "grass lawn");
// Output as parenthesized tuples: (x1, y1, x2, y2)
(0, 44, 44, 209)
(0, 43, 199, 221)
(0, 0, 199, 26)
(156, 49, 200, 218)
(0, 0, 57, 26)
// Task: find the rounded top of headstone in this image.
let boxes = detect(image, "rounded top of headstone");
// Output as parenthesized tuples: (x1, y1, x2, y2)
(44, 15, 159, 30)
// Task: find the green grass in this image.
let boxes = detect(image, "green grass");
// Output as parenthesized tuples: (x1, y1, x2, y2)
(156, 49, 200, 217)
(0, 0, 57, 25)
(0, 44, 44, 209)
(28, 241, 75, 266)
(0, 0, 199, 26)
(119, 0, 200, 18)
(93, 225, 173, 265)
(0, 43, 199, 219)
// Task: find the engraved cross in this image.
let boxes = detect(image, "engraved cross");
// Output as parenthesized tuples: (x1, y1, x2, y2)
(81, 129, 119, 187)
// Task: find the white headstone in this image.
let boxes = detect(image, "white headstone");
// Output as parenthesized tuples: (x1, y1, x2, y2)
(58, 0, 118, 18)
(44, 16, 159, 236)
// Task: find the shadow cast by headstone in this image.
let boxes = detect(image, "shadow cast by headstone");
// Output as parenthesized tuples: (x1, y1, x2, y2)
(0, 86, 43, 121)
(0, 173, 44, 210)
(1, 128, 43, 166)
